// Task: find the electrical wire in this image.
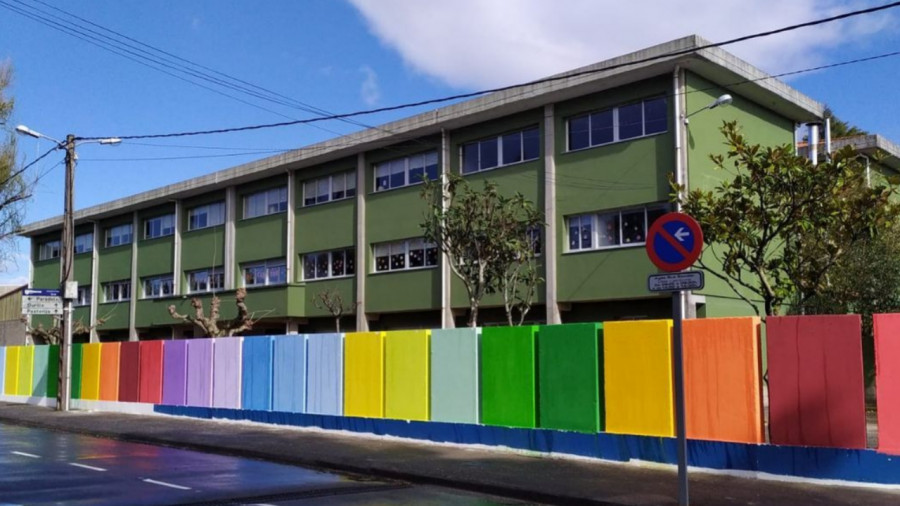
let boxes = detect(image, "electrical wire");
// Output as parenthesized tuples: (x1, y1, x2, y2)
(57, 1, 900, 142)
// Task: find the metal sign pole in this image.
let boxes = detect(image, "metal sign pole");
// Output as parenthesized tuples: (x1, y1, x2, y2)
(672, 289, 689, 505)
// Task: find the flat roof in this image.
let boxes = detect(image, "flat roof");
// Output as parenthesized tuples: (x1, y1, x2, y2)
(21, 34, 825, 236)
(831, 134, 900, 172)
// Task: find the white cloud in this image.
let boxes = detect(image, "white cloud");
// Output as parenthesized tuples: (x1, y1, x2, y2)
(348, 0, 892, 89)
(359, 65, 381, 106)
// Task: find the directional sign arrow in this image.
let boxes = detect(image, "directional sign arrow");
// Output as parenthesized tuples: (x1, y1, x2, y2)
(674, 227, 689, 242)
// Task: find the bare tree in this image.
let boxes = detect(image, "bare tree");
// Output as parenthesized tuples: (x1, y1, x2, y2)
(23, 316, 107, 345)
(168, 288, 270, 337)
(0, 63, 36, 264)
(312, 287, 355, 332)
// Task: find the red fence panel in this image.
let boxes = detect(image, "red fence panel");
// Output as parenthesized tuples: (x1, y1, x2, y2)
(874, 314, 900, 454)
(118, 341, 140, 402)
(138, 340, 164, 404)
(767, 315, 866, 448)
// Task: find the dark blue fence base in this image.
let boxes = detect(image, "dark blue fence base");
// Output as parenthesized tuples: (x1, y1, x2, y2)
(154, 405, 900, 486)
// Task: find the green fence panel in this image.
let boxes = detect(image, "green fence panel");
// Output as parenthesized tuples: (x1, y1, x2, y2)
(70, 343, 83, 399)
(430, 328, 480, 424)
(538, 323, 603, 433)
(480, 326, 537, 428)
(46, 345, 59, 398)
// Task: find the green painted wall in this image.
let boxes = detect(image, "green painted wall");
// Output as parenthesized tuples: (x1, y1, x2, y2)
(181, 226, 225, 272)
(684, 72, 795, 317)
(234, 175, 288, 267)
(137, 238, 174, 278)
(366, 268, 440, 313)
(96, 301, 129, 330)
(303, 277, 356, 317)
(554, 76, 673, 303)
(97, 245, 131, 284)
(136, 285, 303, 328)
(31, 232, 60, 290)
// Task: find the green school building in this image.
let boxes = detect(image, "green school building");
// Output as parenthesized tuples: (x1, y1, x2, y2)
(21, 36, 830, 341)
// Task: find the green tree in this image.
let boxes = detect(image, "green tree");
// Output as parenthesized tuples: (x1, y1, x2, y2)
(421, 174, 543, 327)
(0, 63, 31, 264)
(824, 107, 868, 138)
(675, 121, 899, 316)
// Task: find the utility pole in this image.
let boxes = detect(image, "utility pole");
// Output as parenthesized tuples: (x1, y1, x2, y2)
(57, 134, 75, 412)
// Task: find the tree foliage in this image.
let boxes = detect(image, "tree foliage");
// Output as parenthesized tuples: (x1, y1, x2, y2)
(0, 63, 32, 263)
(421, 174, 543, 327)
(676, 121, 899, 316)
(168, 288, 269, 337)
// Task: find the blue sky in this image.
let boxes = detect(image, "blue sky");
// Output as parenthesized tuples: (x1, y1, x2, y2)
(1, 0, 899, 284)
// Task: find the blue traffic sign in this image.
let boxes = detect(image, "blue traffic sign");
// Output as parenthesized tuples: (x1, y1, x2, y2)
(645, 212, 704, 272)
(24, 288, 61, 297)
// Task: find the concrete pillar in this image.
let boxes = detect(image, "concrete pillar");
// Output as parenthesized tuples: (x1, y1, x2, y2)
(440, 129, 455, 329)
(89, 222, 100, 342)
(128, 211, 139, 341)
(543, 105, 561, 325)
(286, 171, 296, 283)
(173, 200, 182, 295)
(355, 153, 369, 332)
(224, 186, 237, 289)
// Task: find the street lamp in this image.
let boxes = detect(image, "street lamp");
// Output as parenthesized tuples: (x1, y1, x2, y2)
(683, 94, 733, 124)
(15, 125, 121, 412)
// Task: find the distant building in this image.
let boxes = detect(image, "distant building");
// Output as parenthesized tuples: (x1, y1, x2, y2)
(21, 35, 828, 341)
(0, 284, 27, 345)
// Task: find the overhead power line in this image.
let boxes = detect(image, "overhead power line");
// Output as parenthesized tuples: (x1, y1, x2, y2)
(58, 1, 900, 142)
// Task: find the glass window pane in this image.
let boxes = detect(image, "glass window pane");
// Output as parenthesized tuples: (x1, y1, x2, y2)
(375, 244, 389, 272)
(424, 151, 439, 181)
(591, 110, 614, 145)
(304, 255, 316, 280)
(317, 178, 330, 203)
(390, 241, 406, 270)
(522, 127, 540, 160)
(331, 250, 345, 277)
(462, 143, 479, 174)
(621, 210, 645, 244)
(345, 250, 355, 275)
(346, 172, 357, 197)
(502, 132, 522, 165)
(618, 103, 643, 140)
(409, 240, 425, 267)
(316, 253, 329, 278)
(479, 138, 498, 170)
(580, 215, 593, 249)
(598, 213, 620, 247)
(644, 97, 667, 135)
(332, 174, 345, 200)
(304, 181, 316, 206)
(425, 245, 438, 266)
(568, 217, 581, 250)
(568, 115, 590, 150)
(375, 164, 390, 191)
(647, 207, 666, 228)
(390, 159, 405, 188)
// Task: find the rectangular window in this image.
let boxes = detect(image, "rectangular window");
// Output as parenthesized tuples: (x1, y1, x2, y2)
(242, 258, 287, 287)
(461, 126, 540, 174)
(187, 268, 224, 294)
(38, 240, 60, 261)
(567, 97, 667, 151)
(301, 248, 356, 281)
(75, 285, 92, 307)
(302, 170, 356, 207)
(372, 238, 438, 272)
(187, 202, 226, 231)
(142, 274, 174, 299)
(74, 233, 93, 254)
(243, 187, 287, 219)
(527, 226, 542, 256)
(567, 206, 666, 252)
(102, 280, 131, 303)
(374, 150, 439, 192)
(144, 214, 175, 239)
(105, 224, 133, 248)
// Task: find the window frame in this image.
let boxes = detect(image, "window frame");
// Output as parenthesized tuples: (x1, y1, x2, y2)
(373, 150, 439, 193)
(242, 186, 288, 219)
(75, 285, 92, 307)
(74, 233, 93, 255)
(566, 206, 667, 253)
(372, 238, 439, 273)
(186, 267, 225, 294)
(102, 280, 131, 303)
(302, 170, 357, 207)
(302, 248, 356, 281)
(460, 126, 540, 175)
(242, 258, 288, 288)
(104, 224, 133, 248)
(144, 214, 175, 240)
(38, 240, 61, 261)
(141, 274, 174, 299)
(187, 201, 226, 231)
(566, 96, 668, 152)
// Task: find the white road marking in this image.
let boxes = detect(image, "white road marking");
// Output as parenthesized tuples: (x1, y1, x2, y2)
(142, 478, 191, 490)
(11, 451, 39, 459)
(69, 462, 106, 472)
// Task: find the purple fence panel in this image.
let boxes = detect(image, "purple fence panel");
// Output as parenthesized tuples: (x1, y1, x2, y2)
(212, 337, 243, 409)
(162, 340, 188, 406)
(186, 339, 214, 407)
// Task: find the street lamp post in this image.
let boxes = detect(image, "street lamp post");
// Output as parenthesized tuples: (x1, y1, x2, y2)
(16, 125, 120, 412)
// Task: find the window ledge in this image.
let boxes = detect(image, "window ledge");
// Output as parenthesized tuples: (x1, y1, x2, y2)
(563, 242, 646, 255)
(461, 157, 539, 176)
(302, 274, 355, 283)
(184, 224, 225, 234)
(564, 130, 667, 154)
(240, 210, 287, 222)
(370, 265, 439, 275)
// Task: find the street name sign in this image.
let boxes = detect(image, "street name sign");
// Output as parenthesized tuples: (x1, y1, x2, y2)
(645, 212, 703, 272)
(22, 288, 63, 315)
(648, 271, 704, 292)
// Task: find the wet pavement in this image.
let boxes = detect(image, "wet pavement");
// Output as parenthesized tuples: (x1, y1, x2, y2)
(2, 402, 900, 505)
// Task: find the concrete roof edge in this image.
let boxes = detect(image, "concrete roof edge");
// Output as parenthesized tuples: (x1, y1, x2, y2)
(20, 34, 825, 236)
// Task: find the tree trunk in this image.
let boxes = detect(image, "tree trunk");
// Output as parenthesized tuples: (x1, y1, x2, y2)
(335, 316, 341, 333)
(468, 302, 478, 327)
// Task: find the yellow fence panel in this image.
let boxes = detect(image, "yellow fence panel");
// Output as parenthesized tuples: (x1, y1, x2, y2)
(344, 332, 385, 418)
(604, 320, 674, 437)
(4, 347, 19, 395)
(16, 346, 34, 397)
(384, 330, 430, 421)
(81, 343, 102, 401)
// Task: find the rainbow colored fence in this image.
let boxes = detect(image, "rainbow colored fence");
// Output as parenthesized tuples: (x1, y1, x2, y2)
(4, 315, 900, 485)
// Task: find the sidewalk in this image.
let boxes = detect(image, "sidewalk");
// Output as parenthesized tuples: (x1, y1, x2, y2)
(1, 402, 898, 506)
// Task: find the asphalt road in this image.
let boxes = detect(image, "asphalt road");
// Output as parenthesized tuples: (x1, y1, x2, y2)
(0, 423, 528, 505)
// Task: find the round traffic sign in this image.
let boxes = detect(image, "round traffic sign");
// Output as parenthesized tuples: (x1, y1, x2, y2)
(645, 212, 703, 272)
